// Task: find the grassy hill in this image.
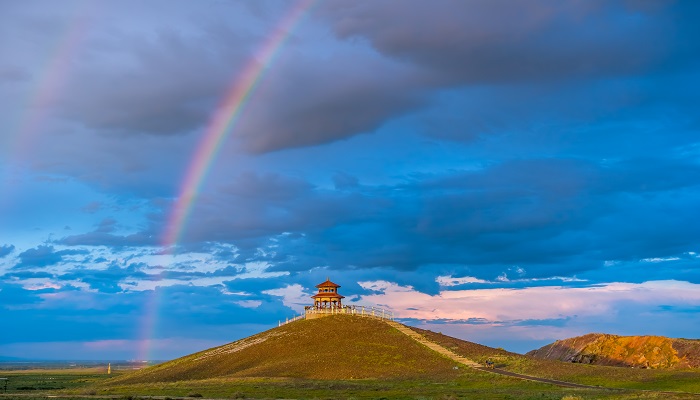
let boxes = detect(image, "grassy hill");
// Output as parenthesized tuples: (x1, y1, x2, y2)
(526, 333, 700, 369)
(110, 315, 462, 384)
(78, 317, 700, 398)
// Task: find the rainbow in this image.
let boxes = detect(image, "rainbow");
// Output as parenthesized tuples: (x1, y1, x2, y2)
(162, 0, 315, 251)
(137, 0, 315, 361)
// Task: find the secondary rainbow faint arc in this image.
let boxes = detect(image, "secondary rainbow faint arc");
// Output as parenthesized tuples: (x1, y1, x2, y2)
(6, 4, 95, 171)
(161, 0, 315, 250)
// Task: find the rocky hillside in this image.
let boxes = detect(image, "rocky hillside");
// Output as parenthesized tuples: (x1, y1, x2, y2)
(527, 333, 700, 369)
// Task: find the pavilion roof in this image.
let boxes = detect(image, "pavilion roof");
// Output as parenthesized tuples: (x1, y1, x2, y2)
(311, 293, 345, 299)
(315, 278, 341, 288)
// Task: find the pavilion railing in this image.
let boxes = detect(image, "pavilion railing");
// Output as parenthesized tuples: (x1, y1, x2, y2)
(278, 305, 394, 327)
(278, 313, 305, 327)
(305, 305, 393, 320)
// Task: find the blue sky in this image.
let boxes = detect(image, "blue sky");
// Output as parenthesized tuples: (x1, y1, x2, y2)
(1, 0, 700, 360)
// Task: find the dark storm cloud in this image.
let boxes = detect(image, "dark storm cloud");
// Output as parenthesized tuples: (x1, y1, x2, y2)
(57, 231, 158, 247)
(321, 0, 700, 84)
(59, 263, 149, 293)
(1, 270, 54, 280)
(243, 0, 698, 152)
(6, 0, 698, 164)
(176, 171, 390, 244)
(67, 152, 674, 286)
(0, 244, 15, 258)
(46, 143, 700, 288)
(48, 1, 418, 157)
(436, 278, 591, 293)
(0, 282, 44, 310)
(0, 65, 28, 82)
(95, 218, 117, 233)
(581, 256, 700, 285)
(60, 28, 244, 136)
(227, 0, 700, 153)
(57, 216, 160, 247)
(234, 59, 426, 153)
(332, 172, 359, 190)
(81, 201, 103, 214)
(0, 1, 256, 140)
(13, 245, 87, 269)
(417, 79, 681, 146)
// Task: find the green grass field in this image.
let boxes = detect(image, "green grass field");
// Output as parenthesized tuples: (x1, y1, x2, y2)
(1, 367, 700, 400)
(0, 368, 114, 396)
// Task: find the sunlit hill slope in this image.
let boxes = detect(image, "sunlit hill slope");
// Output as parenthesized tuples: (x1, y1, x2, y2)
(109, 316, 470, 383)
(103, 315, 700, 396)
(527, 333, 700, 369)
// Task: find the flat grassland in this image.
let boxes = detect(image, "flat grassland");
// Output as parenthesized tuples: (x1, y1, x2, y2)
(2, 367, 700, 400)
(0, 368, 113, 396)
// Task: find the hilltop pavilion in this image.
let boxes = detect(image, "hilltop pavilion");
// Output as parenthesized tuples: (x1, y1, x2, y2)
(311, 278, 344, 308)
(293, 278, 393, 322)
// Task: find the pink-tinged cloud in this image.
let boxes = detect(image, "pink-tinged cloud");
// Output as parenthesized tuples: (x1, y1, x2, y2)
(83, 339, 131, 350)
(358, 280, 700, 322)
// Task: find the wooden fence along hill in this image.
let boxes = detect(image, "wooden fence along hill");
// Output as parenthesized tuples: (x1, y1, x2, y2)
(279, 305, 394, 326)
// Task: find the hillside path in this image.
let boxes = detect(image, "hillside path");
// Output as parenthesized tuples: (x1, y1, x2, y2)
(385, 320, 603, 389)
(386, 320, 482, 368)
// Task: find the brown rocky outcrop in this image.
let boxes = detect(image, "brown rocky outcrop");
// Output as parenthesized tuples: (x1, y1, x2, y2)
(527, 333, 700, 369)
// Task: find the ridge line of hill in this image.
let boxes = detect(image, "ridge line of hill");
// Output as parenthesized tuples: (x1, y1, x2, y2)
(385, 320, 481, 367)
(386, 320, 605, 389)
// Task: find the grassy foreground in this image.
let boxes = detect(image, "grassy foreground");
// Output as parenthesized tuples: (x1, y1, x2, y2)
(0, 368, 114, 396)
(1, 367, 700, 400)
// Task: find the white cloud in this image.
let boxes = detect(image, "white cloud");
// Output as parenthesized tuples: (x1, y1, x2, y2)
(263, 284, 312, 313)
(117, 261, 287, 292)
(358, 279, 700, 322)
(641, 257, 681, 263)
(436, 275, 489, 286)
(235, 300, 262, 309)
(435, 274, 586, 287)
(22, 278, 62, 291)
(16, 277, 95, 292)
